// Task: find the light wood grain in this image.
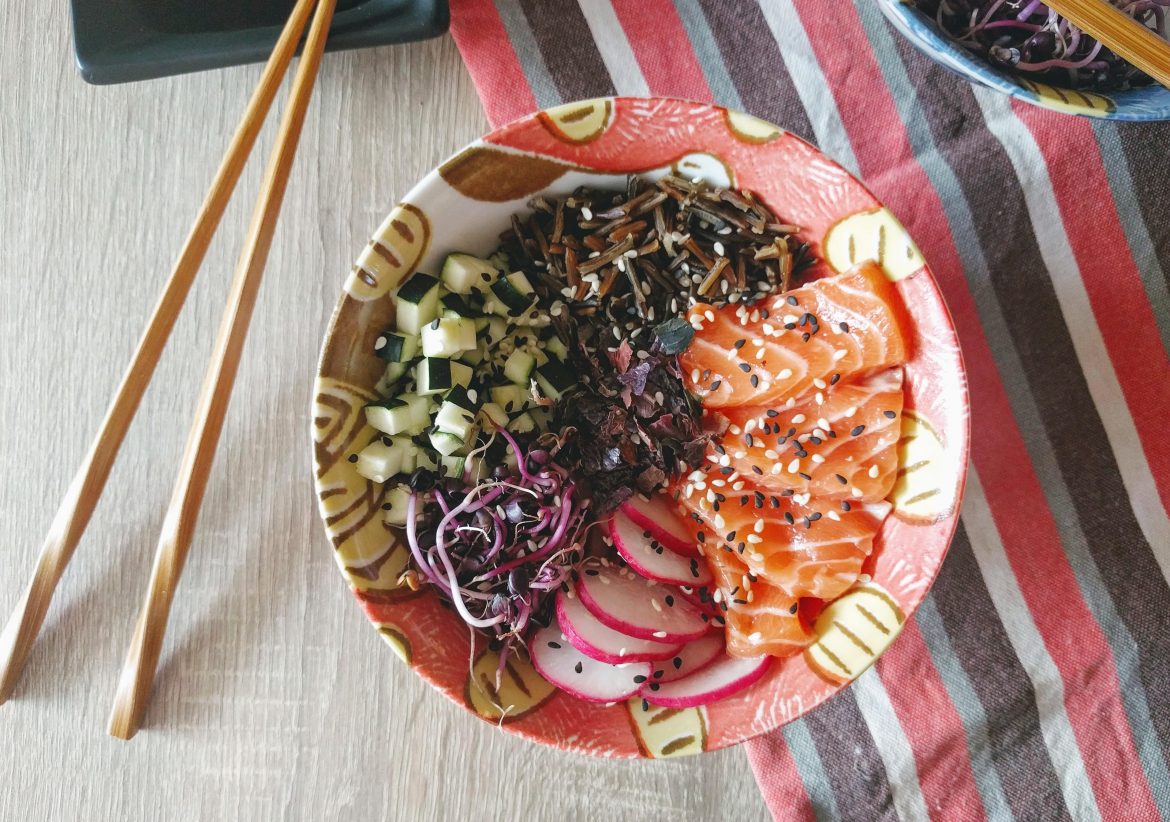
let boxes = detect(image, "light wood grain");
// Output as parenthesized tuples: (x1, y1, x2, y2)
(1043, 0, 1170, 89)
(0, 0, 319, 709)
(108, 0, 337, 741)
(0, 2, 769, 819)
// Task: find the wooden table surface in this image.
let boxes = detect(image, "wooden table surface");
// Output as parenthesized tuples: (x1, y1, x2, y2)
(0, 6, 768, 820)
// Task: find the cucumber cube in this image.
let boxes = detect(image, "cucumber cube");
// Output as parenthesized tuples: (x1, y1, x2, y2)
(394, 272, 441, 334)
(441, 253, 498, 294)
(354, 439, 404, 484)
(373, 329, 418, 363)
(503, 349, 537, 385)
(382, 485, 412, 527)
(420, 317, 477, 357)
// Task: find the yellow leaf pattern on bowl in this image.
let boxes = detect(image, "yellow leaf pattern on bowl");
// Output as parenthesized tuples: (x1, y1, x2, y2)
(377, 624, 413, 666)
(537, 99, 614, 144)
(346, 203, 430, 301)
(464, 647, 557, 723)
(824, 207, 924, 282)
(1016, 78, 1116, 116)
(804, 583, 906, 684)
(891, 410, 957, 523)
(625, 699, 707, 758)
(724, 109, 784, 144)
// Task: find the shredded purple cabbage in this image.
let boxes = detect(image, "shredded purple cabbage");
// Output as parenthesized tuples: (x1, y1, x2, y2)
(404, 428, 589, 667)
(918, 0, 1168, 90)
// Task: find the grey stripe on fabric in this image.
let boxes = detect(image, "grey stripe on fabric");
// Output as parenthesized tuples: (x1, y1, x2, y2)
(754, 0, 860, 172)
(852, 669, 931, 822)
(961, 471, 1101, 822)
(574, 0, 650, 96)
(781, 719, 841, 822)
(855, 5, 1170, 808)
(515, 0, 619, 103)
(802, 690, 899, 822)
(670, 0, 743, 109)
(1092, 120, 1170, 357)
(493, 0, 562, 109)
(913, 596, 1013, 822)
(931, 523, 1072, 821)
(692, 0, 816, 143)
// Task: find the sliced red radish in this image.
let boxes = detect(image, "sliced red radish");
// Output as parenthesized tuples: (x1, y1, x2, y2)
(556, 586, 682, 665)
(530, 620, 651, 703)
(619, 494, 697, 557)
(642, 652, 772, 708)
(576, 564, 709, 643)
(649, 632, 725, 684)
(609, 511, 713, 586)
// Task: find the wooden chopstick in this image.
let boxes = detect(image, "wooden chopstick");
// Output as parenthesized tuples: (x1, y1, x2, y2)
(1043, 0, 1170, 90)
(107, 0, 338, 741)
(0, 0, 320, 706)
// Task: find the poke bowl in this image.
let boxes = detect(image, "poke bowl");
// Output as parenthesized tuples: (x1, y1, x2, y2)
(878, 0, 1170, 121)
(312, 97, 970, 758)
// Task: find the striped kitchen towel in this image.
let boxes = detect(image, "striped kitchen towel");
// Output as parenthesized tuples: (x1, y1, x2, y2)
(449, 2, 1170, 819)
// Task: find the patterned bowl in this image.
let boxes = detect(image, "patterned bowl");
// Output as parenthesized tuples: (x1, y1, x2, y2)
(312, 97, 970, 758)
(878, 0, 1170, 121)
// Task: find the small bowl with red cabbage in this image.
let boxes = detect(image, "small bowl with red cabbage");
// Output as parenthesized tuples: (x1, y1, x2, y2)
(879, 0, 1170, 120)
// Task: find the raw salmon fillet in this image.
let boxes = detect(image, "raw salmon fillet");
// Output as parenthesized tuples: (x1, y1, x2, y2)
(680, 260, 909, 409)
(699, 546, 811, 658)
(674, 465, 888, 601)
(709, 367, 904, 502)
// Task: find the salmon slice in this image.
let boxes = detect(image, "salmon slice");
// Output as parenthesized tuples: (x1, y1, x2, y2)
(684, 529, 811, 658)
(675, 467, 888, 601)
(709, 368, 904, 502)
(680, 261, 909, 409)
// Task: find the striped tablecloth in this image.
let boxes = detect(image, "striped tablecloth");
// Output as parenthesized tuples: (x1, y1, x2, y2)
(448, 2, 1170, 819)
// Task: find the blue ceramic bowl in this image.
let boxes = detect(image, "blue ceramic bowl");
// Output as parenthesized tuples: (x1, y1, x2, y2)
(877, 0, 1170, 121)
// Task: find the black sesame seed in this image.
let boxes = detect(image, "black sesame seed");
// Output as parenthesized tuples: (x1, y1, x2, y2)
(381, 502, 392, 511)
(649, 682, 660, 691)
(803, 516, 812, 527)
(766, 409, 779, 418)
(799, 472, 812, 481)
(700, 613, 709, 622)
(710, 380, 722, 391)
(548, 641, 561, 649)
(726, 530, 737, 541)
(714, 615, 727, 626)
(665, 595, 675, 607)
(839, 321, 850, 333)
(795, 449, 808, 458)
(783, 512, 795, 524)
(836, 474, 849, 485)
(842, 501, 852, 512)
(750, 375, 760, 387)
(801, 332, 811, 342)
(781, 489, 795, 497)
(733, 598, 748, 605)
(808, 436, 822, 445)
(885, 410, 898, 419)
(653, 669, 665, 679)
(634, 674, 647, 683)
(787, 295, 799, 306)
(720, 466, 733, 476)
(769, 496, 781, 508)
(643, 530, 652, 538)
(751, 465, 763, 475)
(586, 568, 600, 576)
(827, 430, 838, 439)
(830, 373, 841, 385)
(789, 603, 799, 615)
(697, 532, 706, 543)
(672, 657, 683, 670)
(347, 454, 358, 463)
(784, 323, 797, 330)
(787, 428, 797, 437)
(745, 433, 754, 447)
(740, 495, 749, 506)
(777, 436, 788, 445)
(809, 512, 822, 522)
(642, 698, 650, 711)
(738, 541, 746, 553)
(851, 425, 866, 436)
(734, 339, 746, 350)
(739, 362, 752, 373)
(574, 661, 583, 674)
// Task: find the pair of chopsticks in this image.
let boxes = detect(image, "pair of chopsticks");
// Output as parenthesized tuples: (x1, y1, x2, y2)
(1042, 0, 1170, 90)
(0, 0, 336, 739)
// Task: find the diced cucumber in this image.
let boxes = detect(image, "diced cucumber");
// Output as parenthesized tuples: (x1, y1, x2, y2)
(546, 336, 569, 361)
(478, 402, 509, 429)
(394, 272, 441, 334)
(508, 412, 536, 433)
(536, 358, 576, 400)
(420, 317, 477, 357)
(490, 384, 533, 414)
(529, 406, 553, 430)
(415, 358, 453, 395)
(441, 253, 498, 294)
(460, 343, 486, 366)
(478, 315, 508, 347)
(439, 454, 466, 480)
(375, 360, 409, 396)
(364, 397, 417, 436)
(440, 291, 480, 319)
(373, 329, 418, 363)
(530, 347, 550, 366)
(392, 436, 418, 472)
(503, 349, 537, 385)
(430, 430, 467, 457)
(399, 393, 432, 431)
(382, 484, 412, 527)
(435, 401, 478, 440)
(414, 447, 438, 472)
(488, 272, 536, 317)
(449, 360, 474, 391)
(354, 439, 404, 484)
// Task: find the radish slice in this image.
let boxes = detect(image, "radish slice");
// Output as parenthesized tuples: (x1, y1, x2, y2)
(530, 620, 652, 703)
(650, 633, 725, 684)
(619, 494, 697, 557)
(642, 653, 772, 708)
(556, 587, 682, 664)
(609, 512, 713, 586)
(577, 564, 709, 642)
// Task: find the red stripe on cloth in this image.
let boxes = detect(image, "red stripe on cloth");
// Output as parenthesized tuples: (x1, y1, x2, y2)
(610, 0, 714, 102)
(791, 4, 1160, 818)
(876, 622, 987, 821)
(449, 0, 537, 126)
(745, 732, 818, 822)
(1011, 103, 1170, 516)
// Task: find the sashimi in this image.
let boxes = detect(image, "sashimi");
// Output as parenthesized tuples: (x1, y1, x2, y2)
(708, 368, 904, 502)
(676, 466, 888, 600)
(680, 261, 909, 408)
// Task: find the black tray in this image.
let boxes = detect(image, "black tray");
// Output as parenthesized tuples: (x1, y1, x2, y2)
(70, 0, 449, 85)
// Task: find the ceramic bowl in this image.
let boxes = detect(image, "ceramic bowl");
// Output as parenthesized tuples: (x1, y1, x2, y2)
(312, 97, 970, 758)
(878, 0, 1170, 121)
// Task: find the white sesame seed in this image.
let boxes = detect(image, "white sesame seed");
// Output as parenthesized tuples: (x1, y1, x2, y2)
(827, 511, 841, 521)
(713, 241, 725, 257)
(771, 463, 782, 474)
(720, 454, 731, 466)
(787, 459, 800, 473)
(729, 425, 742, 435)
(704, 310, 715, 322)
(754, 519, 765, 533)
(778, 368, 793, 380)
(712, 479, 725, 487)
(747, 534, 762, 544)
(811, 454, 826, 464)
(845, 407, 858, 418)
(581, 206, 593, 220)
(691, 368, 700, 383)
(868, 464, 880, 478)
(791, 414, 806, 424)
(715, 514, 726, 529)
(813, 378, 826, 389)
(852, 486, 864, 498)
(833, 349, 848, 361)
(651, 599, 663, 612)
(749, 632, 763, 642)
(653, 631, 668, 638)
(745, 419, 757, 433)
(733, 451, 746, 460)
(817, 418, 831, 430)
(815, 392, 824, 405)
(764, 449, 779, 460)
